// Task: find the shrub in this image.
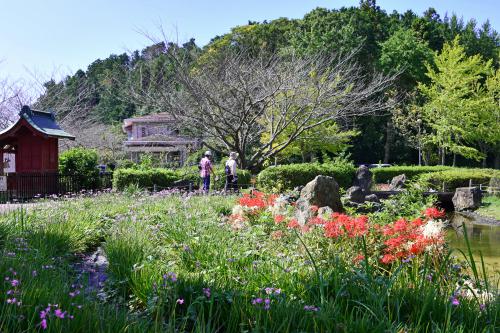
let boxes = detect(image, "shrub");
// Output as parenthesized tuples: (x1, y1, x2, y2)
(418, 168, 500, 191)
(113, 167, 252, 191)
(257, 162, 356, 192)
(175, 165, 252, 190)
(59, 147, 99, 189)
(112, 168, 178, 191)
(371, 165, 453, 183)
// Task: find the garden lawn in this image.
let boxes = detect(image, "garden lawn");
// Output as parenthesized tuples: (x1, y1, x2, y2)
(477, 196, 500, 220)
(0, 192, 498, 332)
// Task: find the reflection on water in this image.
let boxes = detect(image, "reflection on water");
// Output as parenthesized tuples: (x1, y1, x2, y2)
(446, 213, 500, 273)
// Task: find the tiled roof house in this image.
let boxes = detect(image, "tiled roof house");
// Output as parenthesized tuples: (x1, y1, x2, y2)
(122, 113, 200, 166)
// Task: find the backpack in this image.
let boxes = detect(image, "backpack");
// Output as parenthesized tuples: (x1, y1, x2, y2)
(225, 163, 231, 175)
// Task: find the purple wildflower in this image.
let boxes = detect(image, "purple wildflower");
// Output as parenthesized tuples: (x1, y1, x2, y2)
(304, 305, 319, 312)
(252, 298, 263, 305)
(203, 288, 211, 298)
(54, 309, 65, 319)
(10, 279, 19, 287)
(176, 298, 184, 304)
(40, 319, 47, 330)
(450, 297, 460, 306)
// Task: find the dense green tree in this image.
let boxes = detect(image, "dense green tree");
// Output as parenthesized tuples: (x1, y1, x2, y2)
(418, 37, 493, 165)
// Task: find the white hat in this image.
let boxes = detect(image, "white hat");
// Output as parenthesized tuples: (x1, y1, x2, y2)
(204, 150, 212, 156)
(229, 152, 238, 159)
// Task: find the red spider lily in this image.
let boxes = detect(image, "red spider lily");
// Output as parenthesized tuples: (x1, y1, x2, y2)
(274, 215, 285, 224)
(324, 214, 369, 238)
(287, 219, 299, 229)
(239, 191, 277, 209)
(354, 254, 365, 263)
(424, 207, 446, 219)
(307, 216, 326, 226)
(380, 216, 444, 264)
(381, 254, 396, 264)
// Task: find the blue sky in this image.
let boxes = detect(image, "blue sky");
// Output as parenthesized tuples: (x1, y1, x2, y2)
(0, 0, 498, 84)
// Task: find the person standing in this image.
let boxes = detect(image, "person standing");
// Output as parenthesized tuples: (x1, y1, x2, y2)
(199, 151, 216, 193)
(224, 152, 238, 193)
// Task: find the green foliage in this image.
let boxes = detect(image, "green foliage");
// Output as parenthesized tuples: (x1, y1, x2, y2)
(418, 168, 500, 191)
(257, 162, 355, 192)
(379, 28, 434, 87)
(175, 165, 253, 190)
(113, 166, 253, 191)
(59, 147, 99, 189)
(371, 165, 453, 183)
(112, 168, 178, 191)
(417, 36, 494, 162)
(0, 193, 497, 332)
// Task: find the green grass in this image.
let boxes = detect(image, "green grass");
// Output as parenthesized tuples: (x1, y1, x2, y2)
(0, 193, 498, 332)
(477, 196, 500, 220)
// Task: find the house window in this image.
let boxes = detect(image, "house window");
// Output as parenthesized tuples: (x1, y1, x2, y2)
(141, 127, 147, 137)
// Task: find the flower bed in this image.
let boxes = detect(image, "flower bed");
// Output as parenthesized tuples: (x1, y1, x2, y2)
(0, 192, 497, 332)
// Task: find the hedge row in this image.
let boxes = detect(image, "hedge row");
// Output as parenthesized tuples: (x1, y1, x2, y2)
(418, 168, 500, 191)
(113, 168, 179, 190)
(257, 163, 356, 192)
(174, 166, 252, 190)
(113, 167, 252, 191)
(371, 165, 453, 183)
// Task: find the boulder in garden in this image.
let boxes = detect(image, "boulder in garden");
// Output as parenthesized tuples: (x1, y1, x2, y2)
(345, 186, 365, 203)
(354, 165, 372, 192)
(389, 174, 406, 191)
(452, 187, 482, 211)
(299, 175, 343, 212)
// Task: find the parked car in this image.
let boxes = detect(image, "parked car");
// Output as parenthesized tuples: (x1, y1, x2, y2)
(365, 163, 392, 169)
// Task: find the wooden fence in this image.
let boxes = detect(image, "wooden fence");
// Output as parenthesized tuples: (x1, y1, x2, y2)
(0, 172, 113, 203)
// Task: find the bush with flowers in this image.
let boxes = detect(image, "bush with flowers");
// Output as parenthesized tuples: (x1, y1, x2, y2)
(229, 191, 449, 269)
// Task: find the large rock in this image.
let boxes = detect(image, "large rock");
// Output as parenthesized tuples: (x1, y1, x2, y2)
(354, 165, 373, 192)
(452, 187, 482, 211)
(299, 175, 343, 212)
(345, 186, 365, 203)
(389, 174, 406, 191)
(293, 176, 343, 224)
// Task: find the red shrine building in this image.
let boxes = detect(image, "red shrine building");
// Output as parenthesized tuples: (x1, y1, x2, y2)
(0, 106, 74, 194)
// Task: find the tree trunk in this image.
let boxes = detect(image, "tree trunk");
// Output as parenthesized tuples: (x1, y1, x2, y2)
(383, 118, 394, 164)
(440, 147, 446, 166)
(495, 152, 500, 169)
(452, 153, 456, 167)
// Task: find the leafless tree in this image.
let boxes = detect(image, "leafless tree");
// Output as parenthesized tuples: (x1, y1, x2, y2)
(130, 47, 397, 170)
(0, 77, 30, 129)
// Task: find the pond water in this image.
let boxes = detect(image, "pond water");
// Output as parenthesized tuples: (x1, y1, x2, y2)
(446, 213, 500, 275)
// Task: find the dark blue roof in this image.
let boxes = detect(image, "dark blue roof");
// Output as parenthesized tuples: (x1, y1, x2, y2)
(18, 106, 75, 139)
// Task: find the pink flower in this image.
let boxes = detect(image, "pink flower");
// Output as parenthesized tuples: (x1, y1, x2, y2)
(54, 309, 65, 318)
(176, 298, 184, 304)
(40, 319, 47, 330)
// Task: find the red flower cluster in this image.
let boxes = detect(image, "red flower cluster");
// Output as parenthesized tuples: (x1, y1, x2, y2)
(424, 207, 446, 219)
(324, 213, 369, 238)
(380, 217, 443, 264)
(239, 191, 277, 210)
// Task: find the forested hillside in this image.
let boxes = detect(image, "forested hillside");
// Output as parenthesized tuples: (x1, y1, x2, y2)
(35, 0, 500, 167)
